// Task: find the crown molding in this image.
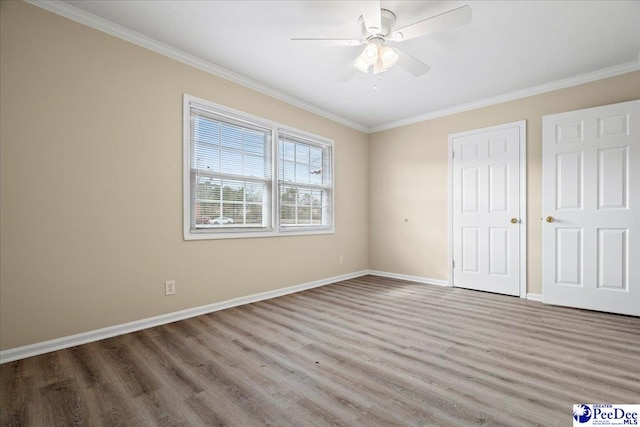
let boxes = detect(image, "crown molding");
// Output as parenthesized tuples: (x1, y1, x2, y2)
(26, 0, 369, 133)
(369, 61, 640, 133)
(25, 1, 640, 135)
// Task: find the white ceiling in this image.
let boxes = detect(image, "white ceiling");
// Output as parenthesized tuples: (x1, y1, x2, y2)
(42, 1, 640, 132)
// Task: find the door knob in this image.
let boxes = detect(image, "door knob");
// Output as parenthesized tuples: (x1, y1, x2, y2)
(546, 216, 554, 223)
(510, 218, 518, 224)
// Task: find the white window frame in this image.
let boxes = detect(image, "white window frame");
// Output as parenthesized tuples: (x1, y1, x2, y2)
(183, 94, 335, 240)
(277, 129, 333, 234)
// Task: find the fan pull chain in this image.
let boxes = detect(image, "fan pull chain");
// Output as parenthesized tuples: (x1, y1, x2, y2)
(374, 74, 382, 91)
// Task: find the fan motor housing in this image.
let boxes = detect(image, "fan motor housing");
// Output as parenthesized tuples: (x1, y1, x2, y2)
(359, 9, 397, 38)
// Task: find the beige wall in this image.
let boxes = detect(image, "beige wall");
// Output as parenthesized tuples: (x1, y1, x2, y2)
(0, 1, 369, 350)
(2, 1, 639, 352)
(369, 71, 640, 294)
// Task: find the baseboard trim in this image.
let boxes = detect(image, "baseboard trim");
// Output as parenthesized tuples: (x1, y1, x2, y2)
(367, 270, 450, 287)
(369, 270, 546, 302)
(0, 270, 368, 364)
(526, 293, 543, 302)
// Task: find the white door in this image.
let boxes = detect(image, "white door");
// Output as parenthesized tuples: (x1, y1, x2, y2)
(542, 99, 640, 316)
(451, 121, 526, 297)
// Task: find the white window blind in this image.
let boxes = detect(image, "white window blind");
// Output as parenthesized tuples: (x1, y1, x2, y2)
(278, 131, 332, 230)
(189, 105, 272, 231)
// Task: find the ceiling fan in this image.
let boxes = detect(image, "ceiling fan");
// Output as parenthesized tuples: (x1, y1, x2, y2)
(291, 2, 472, 78)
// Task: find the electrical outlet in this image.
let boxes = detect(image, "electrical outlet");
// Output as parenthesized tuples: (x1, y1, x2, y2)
(165, 280, 176, 296)
(339, 255, 344, 265)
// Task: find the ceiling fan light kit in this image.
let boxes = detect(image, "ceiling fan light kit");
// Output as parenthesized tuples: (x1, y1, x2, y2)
(361, 40, 381, 65)
(379, 45, 399, 68)
(354, 38, 400, 74)
(352, 55, 370, 73)
(292, 3, 472, 79)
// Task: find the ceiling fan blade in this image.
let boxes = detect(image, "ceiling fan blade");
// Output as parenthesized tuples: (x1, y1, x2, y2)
(291, 38, 363, 46)
(391, 5, 472, 41)
(360, 0, 382, 34)
(395, 48, 431, 77)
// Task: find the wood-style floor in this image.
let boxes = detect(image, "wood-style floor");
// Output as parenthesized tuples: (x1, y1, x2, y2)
(2, 275, 639, 426)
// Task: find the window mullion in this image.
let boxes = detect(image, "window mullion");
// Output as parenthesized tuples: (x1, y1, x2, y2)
(272, 128, 279, 230)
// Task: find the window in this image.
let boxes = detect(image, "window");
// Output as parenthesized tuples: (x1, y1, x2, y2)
(278, 131, 332, 229)
(188, 106, 273, 232)
(184, 95, 334, 240)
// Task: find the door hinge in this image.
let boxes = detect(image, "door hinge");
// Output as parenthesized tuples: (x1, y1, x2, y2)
(452, 260, 456, 268)
(452, 150, 455, 159)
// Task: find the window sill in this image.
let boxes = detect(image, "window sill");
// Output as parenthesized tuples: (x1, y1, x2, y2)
(184, 227, 335, 241)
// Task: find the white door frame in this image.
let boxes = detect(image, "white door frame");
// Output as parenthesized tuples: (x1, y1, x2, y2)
(448, 120, 527, 297)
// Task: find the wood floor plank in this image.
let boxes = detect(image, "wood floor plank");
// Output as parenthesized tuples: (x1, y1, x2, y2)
(0, 360, 35, 426)
(1, 275, 639, 426)
(300, 285, 638, 397)
(38, 378, 91, 426)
